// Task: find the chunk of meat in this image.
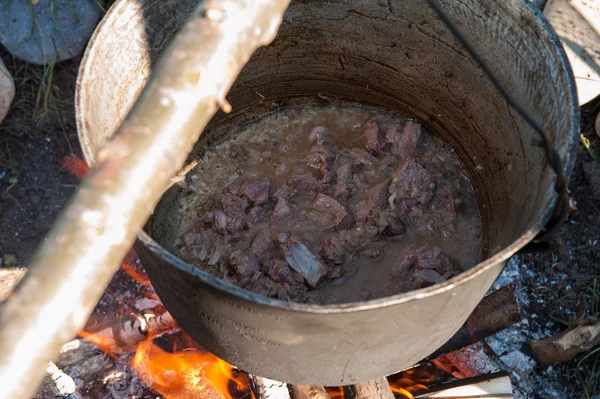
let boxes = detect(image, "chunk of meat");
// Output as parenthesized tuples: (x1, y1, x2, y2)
(229, 250, 260, 278)
(313, 193, 355, 232)
(390, 159, 435, 206)
(414, 269, 445, 287)
(320, 235, 345, 264)
(354, 179, 392, 223)
(362, 242, 384, 260)
(348, 148, 377, 171)
(272, 196, 293, 220)
(212, 210, 229, 235)
(332, 161, 353, 202)
(249, 228, 273, 259)
(385, 124, 401, 153)
(246, 205, 267, 228)
(439, 185, 458, 220)
(383, 216, 407, 237)
(280, 236, 328, 287)
(363, 121, 383, 153)
(390, 247, 462, 288)
(265, 258, 304, 285)
(180, 230, 213, 262)
(308, 125, 328, 142)
(213, 193, 249, 234)
(289, 173, 318, 193)
(305, 142, 336, 170)
(245, 274, 283, 298)
(398, 121, 423, 153)
(239, 179, 270, 205)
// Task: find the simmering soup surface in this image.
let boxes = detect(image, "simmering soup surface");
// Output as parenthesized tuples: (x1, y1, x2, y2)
(176, 105, 482, 304)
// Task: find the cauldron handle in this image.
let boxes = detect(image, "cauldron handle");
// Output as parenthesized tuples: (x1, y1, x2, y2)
(0, 0, 290, 397)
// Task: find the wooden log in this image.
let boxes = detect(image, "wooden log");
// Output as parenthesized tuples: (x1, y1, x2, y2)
(289, 385, 331, 399)
(429, 284, 520, 359)
(79, 308, 177, 355)
(523, 320, 600, 367)
(349, 378, 395, 399)
(249, 375, 291, 399)
(0, 267, 27, 303)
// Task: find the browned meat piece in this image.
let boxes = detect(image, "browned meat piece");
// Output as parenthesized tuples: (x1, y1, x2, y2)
(265, 258, 304, 285)
(362, 242, 384, 260)
(308, 125, 328, 142)
(229, 250, 260, 278)
(305, 142, 336, 170)
(272, 196, 293, 220)
(180, 230, 213, 262)
(313, 193, 355, 232)
(332, 161, 353, 202)
(289, 173, 318, 193)
(390, 247, 462, 288)
(320, 235, 345, 264)
(363, 121, 383, 153)
(245, 274, 281, 298)
(273, 184, 297, 200)
(439, 185, 458, 220)
(390, 159, 435, 206)
(398, 121, 423, 153)
(386, 124, 401, 153)
(239, 179, 270, 205)
(349, 148, 377, 171)
(212, 210, 229, 235)
(354, 179, 392, 223)
(280, 236, 328, 287)
(249, 228, 273, 258)
(369, 179, 391, 209)
(414, 269, 445, 287)
(218, 192, 249, 215)
(246, 205, 267, 228)
(383, 216, 407, 237)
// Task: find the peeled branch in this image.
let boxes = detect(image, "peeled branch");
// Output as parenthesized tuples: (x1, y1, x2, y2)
(524, 320, 600, 367)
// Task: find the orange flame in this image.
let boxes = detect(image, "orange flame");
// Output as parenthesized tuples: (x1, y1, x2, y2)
(133, 338, 250, 399)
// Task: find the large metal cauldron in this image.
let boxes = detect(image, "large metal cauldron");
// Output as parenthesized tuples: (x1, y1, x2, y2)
(76, 0, 578, 386)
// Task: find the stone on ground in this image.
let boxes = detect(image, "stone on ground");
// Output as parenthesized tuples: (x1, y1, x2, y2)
(545, 0, 600, 105)
(0, 0, 101, 65)
(0, 57, 15, 124)
(583, 161, 600, 197)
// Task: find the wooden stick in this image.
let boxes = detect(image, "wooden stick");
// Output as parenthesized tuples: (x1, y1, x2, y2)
(523, 320, 600, 367)
(429, 284, 520, 359)
(349, 378, 395, 399)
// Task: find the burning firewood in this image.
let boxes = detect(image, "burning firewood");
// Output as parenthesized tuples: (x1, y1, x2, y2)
(80, 308, 178, 355)
(524, 320, 600, 367)
(349, 378, 395, 399)
(429, 283, 520, 359)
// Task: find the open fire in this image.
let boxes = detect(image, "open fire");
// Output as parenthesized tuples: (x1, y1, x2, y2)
(77, 244, 429, 399)
(59, 154, 513, 399)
